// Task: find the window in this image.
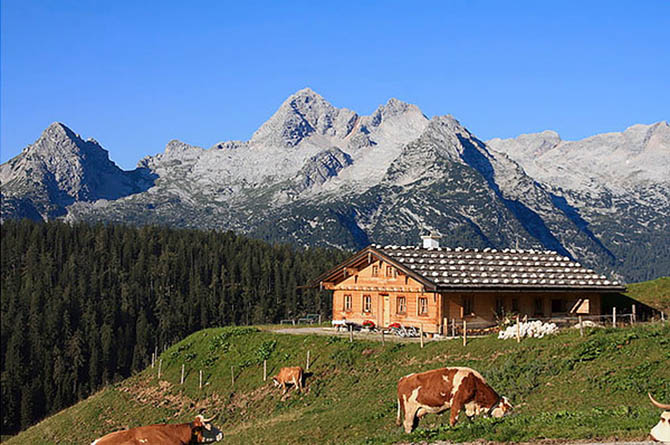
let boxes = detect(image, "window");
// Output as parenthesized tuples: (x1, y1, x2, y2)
(363, 295, 372, 313)
(551, 299, 566, 313)
(534, 297, 544, 315)
(418, 297, 428, 315)
(511, 298, 519, 313)
(396, 296, 406, 314)
(344, 294, 352, 312)
(386, 266, 394, 277)
(462, 296, 474, 316)
(371, 265, 379, 277)
(495, 298, 504, 316)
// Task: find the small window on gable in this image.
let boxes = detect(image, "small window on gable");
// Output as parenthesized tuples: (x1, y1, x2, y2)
(344, 294, 352, 312)
(396, 296, 406, 314)
(371, 265, 379, 277)
(418, 297, 428, 315)
(386, 266, 393, 277)
(363, 295, 372, 313)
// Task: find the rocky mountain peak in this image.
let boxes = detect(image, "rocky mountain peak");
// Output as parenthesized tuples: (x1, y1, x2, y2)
(1, 122, 156, 219)
(250, 88, 358, 148)
(369, 98, 425, 127)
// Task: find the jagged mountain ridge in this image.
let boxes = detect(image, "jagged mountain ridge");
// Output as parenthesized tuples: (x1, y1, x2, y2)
(0, 123, 156, 219)
(1, 89, 668, 281)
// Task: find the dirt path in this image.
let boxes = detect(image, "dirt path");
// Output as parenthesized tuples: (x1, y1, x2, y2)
(271, 326, 451, 343)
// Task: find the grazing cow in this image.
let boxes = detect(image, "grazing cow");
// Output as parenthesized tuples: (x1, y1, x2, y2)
(91, 414, 223, 445)
(272, 366, 304, 395)
(396, 367, 512, 433)
(649, 393, 670, 442)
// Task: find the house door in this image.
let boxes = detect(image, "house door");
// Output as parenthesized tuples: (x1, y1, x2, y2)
(383, 296, 390, 327)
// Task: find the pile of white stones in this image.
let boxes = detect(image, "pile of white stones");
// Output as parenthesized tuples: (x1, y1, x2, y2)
(498, 320, 559, 339)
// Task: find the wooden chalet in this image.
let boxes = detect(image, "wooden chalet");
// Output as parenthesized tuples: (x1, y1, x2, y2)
(311, 236, 627, 334)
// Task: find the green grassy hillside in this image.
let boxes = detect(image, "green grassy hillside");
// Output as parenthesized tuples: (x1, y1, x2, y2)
(6, 323, 670, 445)
(626, 276, 670, 313)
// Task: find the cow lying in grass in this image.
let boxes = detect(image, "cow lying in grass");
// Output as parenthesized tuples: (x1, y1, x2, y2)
(272, 366, 304, 395)
(396, 367, 512, 433)
(91, 414, 223, 445)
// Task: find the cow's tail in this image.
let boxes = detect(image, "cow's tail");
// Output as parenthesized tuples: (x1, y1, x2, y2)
(396, 396, 404, 426)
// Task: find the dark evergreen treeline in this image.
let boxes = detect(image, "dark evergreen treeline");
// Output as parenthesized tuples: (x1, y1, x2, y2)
(0, 219, 347, 434)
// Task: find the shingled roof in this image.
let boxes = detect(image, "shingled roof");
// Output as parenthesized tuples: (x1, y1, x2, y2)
(314, 244, 625, 292)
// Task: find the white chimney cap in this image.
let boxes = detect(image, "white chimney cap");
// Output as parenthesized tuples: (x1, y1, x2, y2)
(421, 232, 441, 249)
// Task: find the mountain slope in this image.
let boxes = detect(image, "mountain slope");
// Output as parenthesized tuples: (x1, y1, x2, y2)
(1, 90, 668, 281)
(0, 123, 155, 219)
(487, 123, 670, 281)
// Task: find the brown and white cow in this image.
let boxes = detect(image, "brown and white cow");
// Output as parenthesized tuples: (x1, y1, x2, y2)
(396, 367, 512, 433)
(91, 414, 223, 445)
(272, 366, 304, 395)
(649, 393, 670, 442)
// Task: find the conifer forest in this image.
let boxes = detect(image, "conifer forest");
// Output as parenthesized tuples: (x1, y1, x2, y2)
(0, 220, 346, 434)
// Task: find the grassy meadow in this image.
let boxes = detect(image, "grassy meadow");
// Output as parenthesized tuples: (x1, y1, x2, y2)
(626, 276, 670, 313)
(5, 322, 669, 444)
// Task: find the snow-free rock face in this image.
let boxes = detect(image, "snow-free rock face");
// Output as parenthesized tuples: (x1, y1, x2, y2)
(1, 123, 155, 219)
(487, 122, 670, 194)
(251, 88, 359, 147)
(2, 91, 668, 281)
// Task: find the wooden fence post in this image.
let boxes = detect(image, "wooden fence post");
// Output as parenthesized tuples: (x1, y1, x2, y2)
(632, 305, 636, 324)
(318, 314, 322, 324)
(263, 360, 267, 382)
(349, 325, 353, 343)
(612, 307, 616, 328)
(420, 324, 424, 348)
(381, 330, 385, 345)
(579, 315, 584, 337)
(180, 364, 185, 384)
(158, 359, 162, 379)
(199, 370, 203, 389)
(451, 319, 455, 338)
(462, 319, 467, 347)
(151, 352, 155, 368)
(442, 317, 447, 336)
(306, 350, 311, 371)
(516, 315, 521, 343)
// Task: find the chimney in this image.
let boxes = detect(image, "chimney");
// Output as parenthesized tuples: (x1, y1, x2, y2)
(421, 232, 441, 249)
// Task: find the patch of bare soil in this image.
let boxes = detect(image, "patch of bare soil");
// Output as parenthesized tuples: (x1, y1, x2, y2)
(118, 375, 225, 418)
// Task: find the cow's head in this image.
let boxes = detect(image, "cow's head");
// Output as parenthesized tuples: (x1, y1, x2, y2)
(272, 376, 280, 387)
(490, 396, 513, 418)
(191, 414, 223, 443)
(649, 393, 670, 442)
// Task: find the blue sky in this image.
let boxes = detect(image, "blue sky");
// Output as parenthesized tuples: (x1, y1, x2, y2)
(2, 0, 668, 169)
